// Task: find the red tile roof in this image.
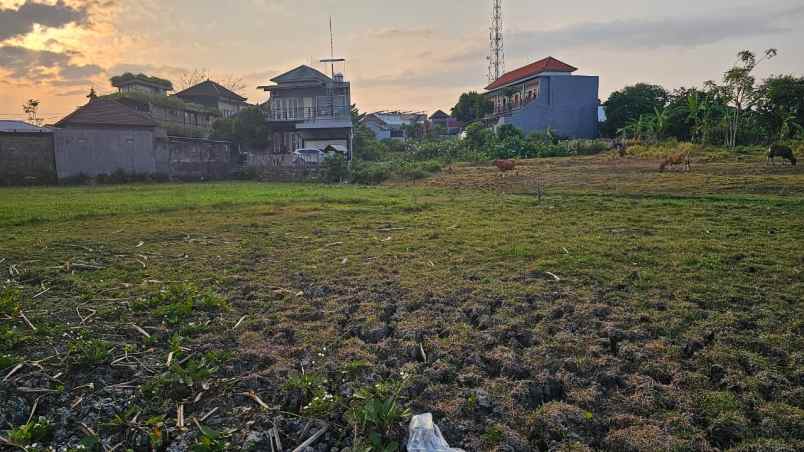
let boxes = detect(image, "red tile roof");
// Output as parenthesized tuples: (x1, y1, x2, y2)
(485, 57, 577, 91)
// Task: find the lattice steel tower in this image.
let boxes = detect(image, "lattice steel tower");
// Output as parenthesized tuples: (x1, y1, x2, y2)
(487, 0, 505, 83)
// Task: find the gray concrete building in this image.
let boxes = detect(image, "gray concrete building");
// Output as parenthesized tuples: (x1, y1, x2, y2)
(259, 65, 353, 160)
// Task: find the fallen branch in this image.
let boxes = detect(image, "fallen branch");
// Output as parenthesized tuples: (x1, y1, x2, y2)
(240, 391, 271, 410)
(177, 403, 185, 430)
(3, 363, 23, 382)
(26, 396, 42, 424)
(32, 287, 50, 299)
(233, 315, 247, 330)
(545, 271, 561, 281)
(199, 407, 218, 422)
(131, 324, 151, 339)
(20, 311, 37, 331)
(291, 422, 328, 452)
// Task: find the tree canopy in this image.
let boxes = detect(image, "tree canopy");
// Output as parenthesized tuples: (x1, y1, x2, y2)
(451, 92, 493, 123)
(601, 83, 669, 137)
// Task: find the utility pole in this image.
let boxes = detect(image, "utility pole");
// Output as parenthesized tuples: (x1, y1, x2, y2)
(487, 0, 505, 83)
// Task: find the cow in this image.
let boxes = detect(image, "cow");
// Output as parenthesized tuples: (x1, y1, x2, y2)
(495, 159, 516, 173)
(768, 144, 797, 166)
(659, 152, 691, 172)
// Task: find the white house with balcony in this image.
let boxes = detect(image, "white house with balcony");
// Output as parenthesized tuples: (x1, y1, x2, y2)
(259, 65, 352, 160)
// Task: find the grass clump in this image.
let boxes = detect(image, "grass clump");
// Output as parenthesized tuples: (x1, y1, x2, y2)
(347, 379, 412, 452)
(5, 416, 54, 447)
(143, 351, 228, 401)
(68, 336, 113, 368)
(135, 284, 229, 325)
(0, 287, 21, 316)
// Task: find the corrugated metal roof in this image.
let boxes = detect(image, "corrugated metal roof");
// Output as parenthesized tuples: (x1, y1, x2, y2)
(0, 120, 51, 133)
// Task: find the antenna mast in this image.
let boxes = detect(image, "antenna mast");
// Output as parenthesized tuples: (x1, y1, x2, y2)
(329, 17, 335, 78)
(487, 0, 505, 83)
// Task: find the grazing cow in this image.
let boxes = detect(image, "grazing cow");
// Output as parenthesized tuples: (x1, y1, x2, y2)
(659, 152, 691, 172)
(768, 144, 797, 166)
(495, 159, 516, 173)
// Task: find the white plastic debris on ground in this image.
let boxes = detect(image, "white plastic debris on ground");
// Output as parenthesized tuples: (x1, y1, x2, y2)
(407, 413, 465, 452)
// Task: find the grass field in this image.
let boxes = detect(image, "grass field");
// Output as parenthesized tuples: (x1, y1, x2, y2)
(1, 154, 802, 451)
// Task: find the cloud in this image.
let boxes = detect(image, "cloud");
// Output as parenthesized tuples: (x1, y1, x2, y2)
(59, 63, 103, 79)
(0, 0, 89, 40)
(0, 45, 102, 82)
(509, 5, 804, 52)
(367, 27, 434, 40)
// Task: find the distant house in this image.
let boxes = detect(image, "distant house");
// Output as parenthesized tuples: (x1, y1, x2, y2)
(52, 98, 235, 181)
(105, 73, 221, 138)
(0, 121, 56, 185)
(484, 57, 600, 138)
(53, 98, 163, 179)
(429, 110, 463, 136)
(361, 111, 427, 141)
(259, 65, 353, 159)
(175, 80, 248, 118)
(111, 73, 174, 96)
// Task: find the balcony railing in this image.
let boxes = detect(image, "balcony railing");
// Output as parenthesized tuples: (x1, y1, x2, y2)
(268, 106, 350, 122)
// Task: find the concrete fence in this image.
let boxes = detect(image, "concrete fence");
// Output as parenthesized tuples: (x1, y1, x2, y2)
(0, 133, 57, 185)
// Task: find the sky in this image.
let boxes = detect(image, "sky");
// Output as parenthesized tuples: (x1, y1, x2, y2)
(1, 0, 804, 123)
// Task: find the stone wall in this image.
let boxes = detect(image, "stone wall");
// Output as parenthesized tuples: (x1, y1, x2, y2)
(158, 137, 235, 181)
(0, 133, 56, 185)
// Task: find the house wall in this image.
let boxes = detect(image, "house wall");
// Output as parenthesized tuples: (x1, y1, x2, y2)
(364, 121, 391, 140)
(54, 128, 157, 179)
(0, 133, 56, 185)
(506, 75, 599, 138)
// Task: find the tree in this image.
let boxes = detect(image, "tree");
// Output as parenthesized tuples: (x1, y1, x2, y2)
(22, 99, 42, 126)
(757, 75, 804, 141)
(602, 83, 669, 138)
(177, 68, 246, 94)
(451, 92, 493, 123)
(719, 49, 777, 147)
(211, 107, 271, 149)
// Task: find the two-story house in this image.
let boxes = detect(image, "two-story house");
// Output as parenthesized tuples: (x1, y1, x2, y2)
(175, 80, 249, 118)
(429, 110, 463, 136)
(106, 74, 220, 138)
(484, 57, 600, 139)
(111, 73, 173, 96)
(259, 65, 352, 159)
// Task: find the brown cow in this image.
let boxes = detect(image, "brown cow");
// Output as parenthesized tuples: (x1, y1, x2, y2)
(659, 152, 691, 172)
(768, 144, 797, 166)
(495, 159, 516, 173)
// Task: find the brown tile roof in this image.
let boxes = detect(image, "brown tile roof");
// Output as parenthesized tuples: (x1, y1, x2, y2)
(430, 110, 450, 120)
(485, 57, 577, 91)
(175, 80, 247, 102)
(54, 99, 158, 128)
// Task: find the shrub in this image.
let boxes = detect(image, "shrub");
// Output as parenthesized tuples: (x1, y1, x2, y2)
(320, 154, 351, 183)
(352, 162, 392, 185)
